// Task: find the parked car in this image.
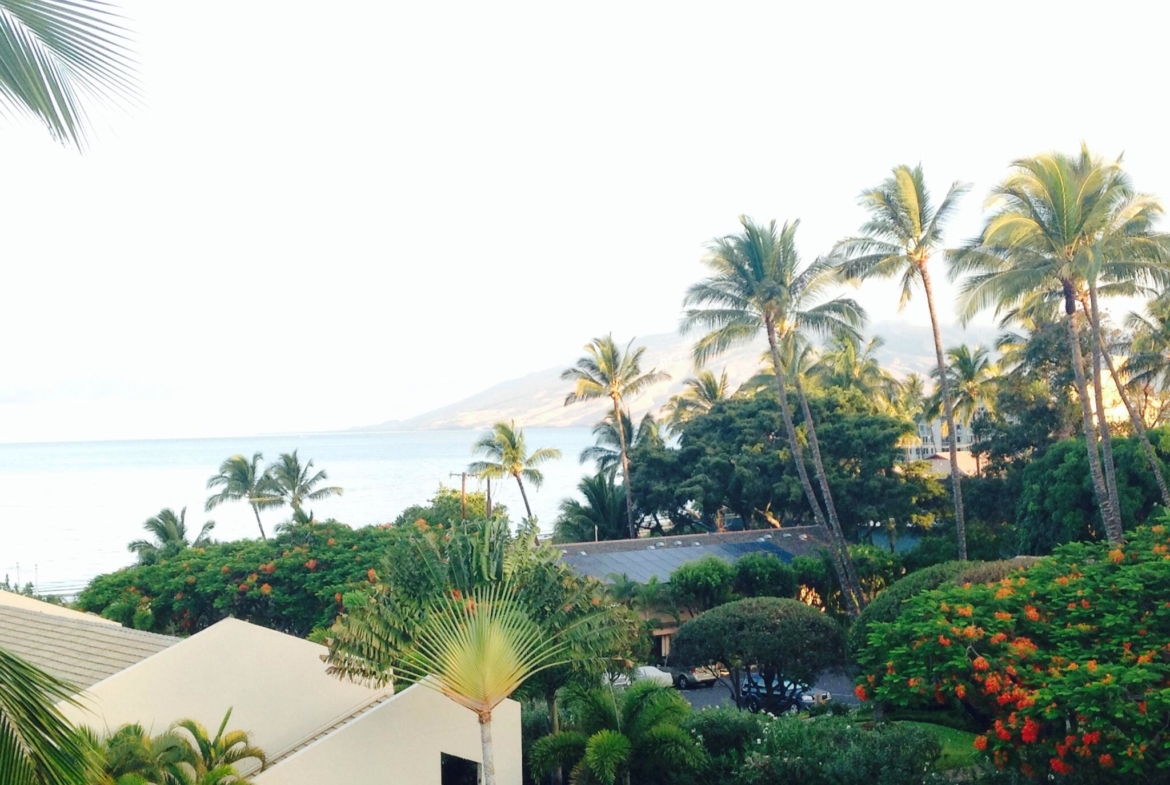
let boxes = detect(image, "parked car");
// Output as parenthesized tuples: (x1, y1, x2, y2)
(740, 673, 830, 713)
(660, 664, 719, 690)
(604, 665, 674, 689)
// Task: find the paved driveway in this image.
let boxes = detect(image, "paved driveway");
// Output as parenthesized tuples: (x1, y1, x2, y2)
(679, 669, 859, 710)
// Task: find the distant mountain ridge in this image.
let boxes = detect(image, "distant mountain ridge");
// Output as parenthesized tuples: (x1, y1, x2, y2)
(354, 321, 998, 432)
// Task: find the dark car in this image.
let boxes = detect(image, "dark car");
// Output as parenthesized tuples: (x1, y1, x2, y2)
(740, 673, 829, 713)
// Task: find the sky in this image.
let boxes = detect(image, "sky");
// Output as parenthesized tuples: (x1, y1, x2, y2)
(1, 0, 1168, 443)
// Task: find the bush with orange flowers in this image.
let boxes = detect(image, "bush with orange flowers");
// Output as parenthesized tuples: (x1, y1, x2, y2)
(856, 520, 1170, 781)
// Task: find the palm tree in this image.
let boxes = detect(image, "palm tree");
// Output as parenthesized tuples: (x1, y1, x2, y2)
(562, 336, 670, 538)
(171, 709, 266, 779)
(554, 472, 627, 543)
(88, 722, 192, 785)
(205, 454, 280, 541)
(932, 345, 998, 430)
(834, 165, 972, 558)
(0, 647, 94, 785)
(808, 333, 899, 406)
(951, 147, 1170, 544)
(579, 411, 661, 475)
(529, 681, 706, 785)
(267, 451, 343, 517)
(128, 508, 214, 565)
(662, 369, 729, 431)
(469, 421, 562, 522)
(0, 0, 136, 149)
(681, 216, 865, 616)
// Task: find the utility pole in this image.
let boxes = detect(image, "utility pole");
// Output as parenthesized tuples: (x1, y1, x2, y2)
(486, 477, 492, 518)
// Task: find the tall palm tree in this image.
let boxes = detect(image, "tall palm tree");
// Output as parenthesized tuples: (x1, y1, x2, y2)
(128, 508, 214, 565)
(0, 0, 136, 149)
(681, 216, 865, 616)
(808, 333, 899, 406)
(205, 454, 280, 541)
(267, 451, 342, 517)
(931, 345, 998, 430)
(662, 369, 729, 431)
(951, 147, 1170, 544)
(469, 421, 562, 522)
(579, 411, 661, 475)
(562, 336, 669, 538)
(834, 165, 972, 558)
(0, 647, 94, 785)
(554, 472, 627, 543)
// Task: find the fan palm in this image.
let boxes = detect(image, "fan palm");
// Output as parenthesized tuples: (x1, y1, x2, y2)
(267, 451, 342, 516)
(171, 709, 265, 779)
(528, 681, 706, 785)
(205, 454, 280, 541)
(579, 411, 661, 475)
(128, 507, 214, 565)
(562, 336, 670, 538)
(469, 421, 562, 522)
(554, 472, 627, 543)
(662, 369, 729, 431)
(834, 164, 972, 557)
(0, 0, 136, 149)
(681, 216, 865, 616)
(0, 646, 94, 785)
(950, 146, 1170, 543)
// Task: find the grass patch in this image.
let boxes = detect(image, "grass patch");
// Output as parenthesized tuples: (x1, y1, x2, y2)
(897, 721, 978, 770)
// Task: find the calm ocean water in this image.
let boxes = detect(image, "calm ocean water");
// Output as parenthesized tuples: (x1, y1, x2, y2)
(0, 428, 597, 595)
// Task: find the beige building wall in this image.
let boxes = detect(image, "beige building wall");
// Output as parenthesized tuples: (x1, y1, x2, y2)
(59, 618, 389, 766)
(255, 683, 523, 785)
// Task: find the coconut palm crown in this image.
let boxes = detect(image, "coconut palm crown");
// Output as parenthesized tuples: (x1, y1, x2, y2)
(267, 451, 343, 516)
(206, 453, 281, 541)
(128, 507, 214, 565)
(469, 421, 562, 522)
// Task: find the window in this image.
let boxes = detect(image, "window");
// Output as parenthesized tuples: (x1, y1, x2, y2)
(441, 752, 480, 785)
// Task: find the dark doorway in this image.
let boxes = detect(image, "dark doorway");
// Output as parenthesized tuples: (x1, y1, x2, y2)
(441, 752, 481, 785)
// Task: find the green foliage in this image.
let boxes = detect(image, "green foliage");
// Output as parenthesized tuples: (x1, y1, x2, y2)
(553, 471, 626, 543)
(128, 507, 215, 565)
(669, 556, 735, 613)
(857, 521, 1170, 781)
(732, 553, 797, 599)
(392, 484, 500, 528)
(849, 561, 971, 659)
(672, 597, 845, 709)
(682, 706, 767, 780)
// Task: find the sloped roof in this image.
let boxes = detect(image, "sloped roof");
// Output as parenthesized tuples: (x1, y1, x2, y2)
(557, 526, 829, 583)
(0, 604, 178, 690)
(0, 590, 119, 624)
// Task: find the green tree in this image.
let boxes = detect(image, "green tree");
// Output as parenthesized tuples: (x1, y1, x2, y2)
(563, 336, 669, 538)
(662, 369, 729, 432)
(554, 471, 627, 543)
(205, 453, 281, 541)
(835, 165, 971, 558)
(808, 333, 898, 406)
(128, 507, 214, 565)
(669, 556, 734, 614)
(682, 216, 865, 615)
(468, 421, 561, 523)
(171, 709, 265, 780)
(932, 344, 998, 431)
(529, 681, 706, 785)
(267, 451, 342, 517)
(0, 0, 136, 148)
(671, 597, 845, 710)
(732, 553, 798, 599)
(0, 647, 94, 785)
(580, 411, 661, 477)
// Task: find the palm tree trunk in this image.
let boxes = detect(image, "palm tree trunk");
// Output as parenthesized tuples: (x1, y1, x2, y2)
(1062, 280, 1120, 543)
(515, 474, 534, 522)
(250, 505, 268, 541)
(1084, 288, 1123, 535)
(1095, 316, 1170, 508)
(612, 396, 638, 539)
(764, 319, 860, 618)
(793, 374, 865, 613)
(548, 689, 562, 785)
(479, 713, 496, 785)
(919, 264, 968, 560)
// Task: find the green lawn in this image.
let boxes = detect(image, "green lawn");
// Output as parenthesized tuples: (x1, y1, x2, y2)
(897, 721, 978, 770)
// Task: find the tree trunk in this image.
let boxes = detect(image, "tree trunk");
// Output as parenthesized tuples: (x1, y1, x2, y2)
(612, 396, 638, 539)
(1085, 287, 1123, 536)
(515, 473, 534, 522)
(1062, 279, 1119, 543)
(547, 689, 562, 785)
(793, 373, 865, 613)
(919, 263, 967, 560)
(764, 319, 861, 618)
(479, 712, 496, 785)
(251, 505, 268, 541)
(1095, 317, 1170, 508)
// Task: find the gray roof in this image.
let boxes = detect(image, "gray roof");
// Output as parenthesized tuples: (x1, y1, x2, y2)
(0, 604, 178, 690)
(556, 526, 828, 584)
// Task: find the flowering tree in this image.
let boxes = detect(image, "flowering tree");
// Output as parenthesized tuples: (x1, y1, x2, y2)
(856, 520, 1170, 780)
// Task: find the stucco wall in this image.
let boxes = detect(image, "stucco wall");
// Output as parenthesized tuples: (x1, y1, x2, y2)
(59, 618, 388, 763)
(255, 682, 522, 785)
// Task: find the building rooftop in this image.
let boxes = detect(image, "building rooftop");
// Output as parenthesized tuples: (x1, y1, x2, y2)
(556, 526, 828, 583)
(0, 604, 178, 690)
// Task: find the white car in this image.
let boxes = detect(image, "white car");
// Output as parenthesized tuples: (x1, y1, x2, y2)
(604, 665, 674, 689)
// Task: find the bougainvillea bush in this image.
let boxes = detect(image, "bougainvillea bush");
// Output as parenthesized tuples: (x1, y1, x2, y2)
(856, 519, 1170, 781)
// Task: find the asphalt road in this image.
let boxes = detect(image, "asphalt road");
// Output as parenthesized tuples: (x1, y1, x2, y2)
(679, 669, 860, 710)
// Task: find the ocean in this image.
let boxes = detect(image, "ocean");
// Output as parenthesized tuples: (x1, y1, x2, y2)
(0, 428, 598, 596)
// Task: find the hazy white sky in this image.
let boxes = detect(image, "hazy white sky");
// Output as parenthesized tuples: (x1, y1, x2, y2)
(1, 0, 1167, 443)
